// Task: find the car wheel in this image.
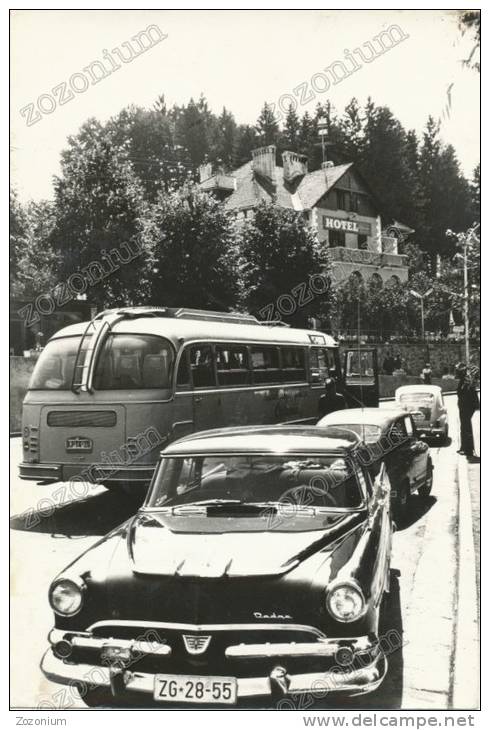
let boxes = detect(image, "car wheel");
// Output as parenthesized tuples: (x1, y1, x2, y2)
(392, 480, 410, 523)
(418, 460, 433, 498)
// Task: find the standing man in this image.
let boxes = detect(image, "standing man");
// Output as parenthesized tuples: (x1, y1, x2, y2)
(455, 362, 480, 457)
(421, 363, 432, 384)
(318, 378, 346, 418)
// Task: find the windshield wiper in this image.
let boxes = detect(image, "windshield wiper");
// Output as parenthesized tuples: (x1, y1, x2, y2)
(171, 499, 244, 515)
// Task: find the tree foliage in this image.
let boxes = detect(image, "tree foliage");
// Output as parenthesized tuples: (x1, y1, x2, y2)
(50, 119, 155, 308)
(237, 202, 332, 326)
(150, 184, 238, 310)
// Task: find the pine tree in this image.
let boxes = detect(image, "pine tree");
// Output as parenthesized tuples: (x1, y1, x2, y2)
(256, 102, 280, 146)
(282, 104, 301, 151)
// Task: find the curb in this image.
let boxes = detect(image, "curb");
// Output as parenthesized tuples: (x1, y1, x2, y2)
(452, 455, 479, 709)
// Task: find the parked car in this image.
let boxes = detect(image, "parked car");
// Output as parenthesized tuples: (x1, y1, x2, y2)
(41, 425, 393, 707)
(394, 385, 449, 442)
(317, 408, 433, 522)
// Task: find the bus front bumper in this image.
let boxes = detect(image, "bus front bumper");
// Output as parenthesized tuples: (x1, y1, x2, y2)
(19, 462, 156, 484)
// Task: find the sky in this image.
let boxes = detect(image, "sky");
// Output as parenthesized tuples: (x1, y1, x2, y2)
(10, 9, 480, 202)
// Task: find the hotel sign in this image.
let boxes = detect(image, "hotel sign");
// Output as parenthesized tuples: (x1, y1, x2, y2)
(323, 216, 372, 235)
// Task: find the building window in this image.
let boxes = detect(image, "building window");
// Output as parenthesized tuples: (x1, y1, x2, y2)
(329, 230, 346, 247)
(336, 190, 348, 210)
(350, 193, 360, 213)
(358, 234, 368, 250)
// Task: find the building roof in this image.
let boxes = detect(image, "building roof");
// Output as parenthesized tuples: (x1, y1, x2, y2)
(222, 161, 353, 213)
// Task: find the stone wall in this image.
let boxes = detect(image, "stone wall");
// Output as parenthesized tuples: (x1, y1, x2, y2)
(10, 356, 36, 433)
(340, 342, 480, 378)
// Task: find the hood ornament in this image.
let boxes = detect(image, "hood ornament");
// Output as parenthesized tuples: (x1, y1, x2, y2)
(182, 634, 212, 655)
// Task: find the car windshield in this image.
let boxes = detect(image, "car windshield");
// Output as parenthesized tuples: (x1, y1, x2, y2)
(328, 424, 381, 445)
(146, 454, 364, 512)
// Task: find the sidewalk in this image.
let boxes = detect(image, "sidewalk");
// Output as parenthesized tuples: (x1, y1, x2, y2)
(451, 410, 480, 709)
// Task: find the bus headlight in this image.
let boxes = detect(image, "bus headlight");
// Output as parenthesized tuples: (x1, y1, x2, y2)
(49, 579, 85, 616)
(326, 582, 365, 623)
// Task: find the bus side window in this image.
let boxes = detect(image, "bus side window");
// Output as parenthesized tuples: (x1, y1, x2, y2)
(216, 345, 250, 387)
(280, 347, 306, 382)
(310, 347, 331, 384)
(176, 350, 191, 388)
(251, 346, 281, 384)
(189, 345, 216, 388)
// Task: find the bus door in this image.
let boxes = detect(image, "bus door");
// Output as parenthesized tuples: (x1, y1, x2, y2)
(188, 344, 222, 432)
(342, 348, 379, 407)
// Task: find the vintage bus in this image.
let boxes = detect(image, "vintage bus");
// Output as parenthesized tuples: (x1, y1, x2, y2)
(20, 307, 378, 491)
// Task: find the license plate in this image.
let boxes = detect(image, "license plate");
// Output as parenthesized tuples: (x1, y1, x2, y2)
(65, 436, 93, 452)
(154, 674, 237, 704)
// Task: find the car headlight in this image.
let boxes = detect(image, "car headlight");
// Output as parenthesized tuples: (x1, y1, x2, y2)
(326, 581, 365, 623)
(49, 579, 84, 616)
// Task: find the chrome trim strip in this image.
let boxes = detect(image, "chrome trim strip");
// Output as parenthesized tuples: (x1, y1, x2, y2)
(225, 636, 373, 659)
(87, 620, 326, 639)
(49, 630, 171, 656)
(174, 382, 310, 396)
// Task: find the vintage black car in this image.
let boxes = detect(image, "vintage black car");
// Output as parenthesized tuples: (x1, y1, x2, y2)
(318, 408, 434, 522)
(41, 426, 393, 707)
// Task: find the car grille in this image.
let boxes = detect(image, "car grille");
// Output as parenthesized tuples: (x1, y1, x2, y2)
(47, 411, 117, 427)
(85, 622, 329, 675)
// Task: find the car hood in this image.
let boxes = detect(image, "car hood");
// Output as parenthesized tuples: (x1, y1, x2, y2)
(128, 509, 363, 578)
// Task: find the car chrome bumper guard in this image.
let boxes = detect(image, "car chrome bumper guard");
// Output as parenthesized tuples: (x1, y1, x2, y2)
(41, 629, 387, 701)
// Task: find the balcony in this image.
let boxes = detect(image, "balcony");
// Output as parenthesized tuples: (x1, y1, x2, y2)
(328, 247, 408, 269)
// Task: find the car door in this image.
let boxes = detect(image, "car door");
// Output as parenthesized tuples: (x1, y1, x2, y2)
(342, 348, 379, 407)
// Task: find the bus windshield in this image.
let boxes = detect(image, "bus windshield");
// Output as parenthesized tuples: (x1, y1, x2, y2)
(28, 337, 84, 390)
(93, 334, 174, 390)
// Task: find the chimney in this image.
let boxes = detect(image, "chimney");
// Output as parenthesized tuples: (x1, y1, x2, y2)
(322, 161, 334, 170)
(199, 162, 213, 183)
(282, 151, 308, 183)
(252, 145, 276, 183)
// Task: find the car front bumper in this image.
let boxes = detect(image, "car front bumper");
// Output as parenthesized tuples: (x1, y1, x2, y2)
(41, 631, 387, 703)
(416, 426, 446, 438)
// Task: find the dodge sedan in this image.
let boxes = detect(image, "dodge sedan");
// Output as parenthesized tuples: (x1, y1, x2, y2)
(41, 426, 394, 707)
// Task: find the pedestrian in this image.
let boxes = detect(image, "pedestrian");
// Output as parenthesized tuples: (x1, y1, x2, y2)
(318, 378, 346, 418)
(441, 366, 453, 380)
(383, 351, 394, 375)
(420, 363, 432, 384)
(393, 351, 402, 370)
(455, 362, 480, 458)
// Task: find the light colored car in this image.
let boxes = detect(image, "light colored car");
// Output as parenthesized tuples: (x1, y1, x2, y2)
(394, 384, 449, 442)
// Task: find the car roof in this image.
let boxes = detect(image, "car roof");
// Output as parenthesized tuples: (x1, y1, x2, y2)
(318, 407, 408, 429)
(395, 384, 442, 395)
(163, 425, 360, 456)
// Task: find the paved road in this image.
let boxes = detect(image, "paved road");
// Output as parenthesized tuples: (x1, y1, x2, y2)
(10, 395, 479, 710)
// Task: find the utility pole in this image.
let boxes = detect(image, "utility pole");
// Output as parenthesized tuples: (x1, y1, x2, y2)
(410, 288, 433, 360)
(463, 239, 470, 363)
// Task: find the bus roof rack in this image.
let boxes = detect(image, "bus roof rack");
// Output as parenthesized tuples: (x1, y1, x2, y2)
(93, 306, 261, 326)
